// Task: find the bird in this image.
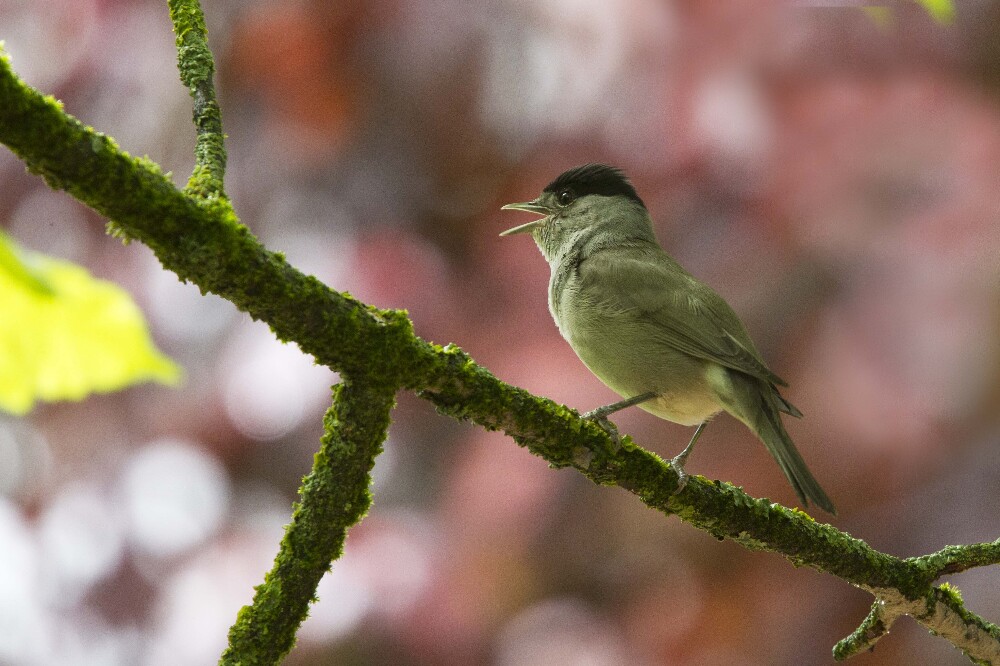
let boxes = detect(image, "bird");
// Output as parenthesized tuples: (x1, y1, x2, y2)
(500, 163, 835, 514)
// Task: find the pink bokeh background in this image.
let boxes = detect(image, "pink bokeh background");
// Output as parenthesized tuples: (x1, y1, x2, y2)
(2, 1, 1000, 664)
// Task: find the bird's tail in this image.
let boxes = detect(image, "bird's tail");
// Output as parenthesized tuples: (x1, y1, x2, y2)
(725, 375, 836, 514)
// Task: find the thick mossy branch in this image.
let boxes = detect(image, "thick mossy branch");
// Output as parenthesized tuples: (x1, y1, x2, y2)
(167, 0, 227, 198)
(417, 353, 928, 595)
(221, 377, 396, 666)
(2, 51, 1000, 664)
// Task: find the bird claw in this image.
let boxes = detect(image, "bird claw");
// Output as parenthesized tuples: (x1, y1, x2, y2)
(582, 410, 622, 446)
(669, 455, 689, 495)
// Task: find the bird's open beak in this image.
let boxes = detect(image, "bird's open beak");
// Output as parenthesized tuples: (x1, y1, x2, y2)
(499, 200, 551, 236)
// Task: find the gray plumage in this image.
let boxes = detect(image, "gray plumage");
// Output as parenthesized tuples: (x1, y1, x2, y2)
(501, 164, 835, 514)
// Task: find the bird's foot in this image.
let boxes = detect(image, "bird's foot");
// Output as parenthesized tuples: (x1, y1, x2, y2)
(581, 410, 622, 446)
(667, 421, 705, 496)
(669, 455, 689, 495)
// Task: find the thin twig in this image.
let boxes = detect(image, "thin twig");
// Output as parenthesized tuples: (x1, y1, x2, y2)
(167, 0, 227, 198)
(907, 540, 1000, 578)
(833, 598, 900, 660)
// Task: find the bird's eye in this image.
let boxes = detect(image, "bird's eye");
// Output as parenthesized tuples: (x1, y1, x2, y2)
(557, 189, 575, 206)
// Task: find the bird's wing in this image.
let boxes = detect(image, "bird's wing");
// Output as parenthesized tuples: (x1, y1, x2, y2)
(577, 246, 790, 387)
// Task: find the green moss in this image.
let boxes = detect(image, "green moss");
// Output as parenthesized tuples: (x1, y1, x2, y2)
(168, 0, 227, 198)
(832, 601, 888, 661)
(222, 379, 397, 665)
(937, 582, 963, 604)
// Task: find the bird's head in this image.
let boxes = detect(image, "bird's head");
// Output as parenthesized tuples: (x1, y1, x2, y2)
(500, 164, 652, 261)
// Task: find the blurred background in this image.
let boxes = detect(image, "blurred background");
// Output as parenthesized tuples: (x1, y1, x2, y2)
(2, 0, 1000, 664)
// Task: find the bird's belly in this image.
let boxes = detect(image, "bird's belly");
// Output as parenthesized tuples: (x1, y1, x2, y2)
(557, 306, 724, 426)
(642, 389, 723, 426)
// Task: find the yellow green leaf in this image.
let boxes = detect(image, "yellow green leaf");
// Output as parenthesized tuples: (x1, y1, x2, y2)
(915, 0, 955, 23)
(0, 232, 181, 414)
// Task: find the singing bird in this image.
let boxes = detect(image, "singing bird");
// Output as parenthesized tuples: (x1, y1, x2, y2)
(501, 164, 835, 514)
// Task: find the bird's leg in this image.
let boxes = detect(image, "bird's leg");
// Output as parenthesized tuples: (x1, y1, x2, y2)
(582, 391, 659, 444)
(584, 391, 659, 421)
(670, 422, 707, 494)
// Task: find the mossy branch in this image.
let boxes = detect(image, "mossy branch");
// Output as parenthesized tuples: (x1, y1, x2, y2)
(835, 586, 1000, 663)
(833, 597, 898, 660)
(908, 539, 1000, 577)
(168, 0, 227, 199)
(221, 377, 396, 665)
(1, 38, 999, 664)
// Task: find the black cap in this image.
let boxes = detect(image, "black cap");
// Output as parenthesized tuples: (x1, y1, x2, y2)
(543, 164, 645, 209)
